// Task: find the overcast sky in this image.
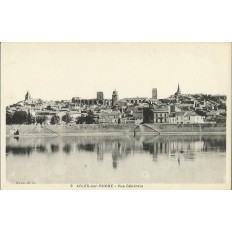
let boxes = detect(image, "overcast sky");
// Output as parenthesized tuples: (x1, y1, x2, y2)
(2, 43, 231, 106)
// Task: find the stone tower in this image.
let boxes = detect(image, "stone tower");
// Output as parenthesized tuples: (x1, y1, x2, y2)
(112, 90, 119, 107)
(97, 91, 104, 100)
(175, 83, 181, 95)
(152, 88, 157, 100)
(25, 90, 31, 101)
(174, 84, 181, 102)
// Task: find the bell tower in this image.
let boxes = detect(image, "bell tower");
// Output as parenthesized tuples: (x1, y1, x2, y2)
(174, 84, 181, 103)
(152, 88, 157, 100)
(25, 90, 31, 101)
(112, 90, 119, 107)
(176, 83, 181, 95)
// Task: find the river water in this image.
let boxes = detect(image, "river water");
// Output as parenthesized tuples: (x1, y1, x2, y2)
(6, 134, 226, 184)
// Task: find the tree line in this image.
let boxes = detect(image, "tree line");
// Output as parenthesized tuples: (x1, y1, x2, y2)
(6, 111, 98, 125)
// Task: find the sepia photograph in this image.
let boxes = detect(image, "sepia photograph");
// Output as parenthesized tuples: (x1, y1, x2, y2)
(1, 2, 232, 232)
(1, 42, 231, 189)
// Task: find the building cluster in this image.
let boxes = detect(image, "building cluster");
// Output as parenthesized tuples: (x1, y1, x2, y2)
(6, 85, 227, 125)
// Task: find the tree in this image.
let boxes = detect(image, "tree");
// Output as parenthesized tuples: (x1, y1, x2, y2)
(85, 115, 95, 124)
(27, 113, 36, 124)
(50, 115, 60, 125)
(215, 115, 226, 124)
(12, 111, 28, 124)
(36, 115, 48, 125)
(62, 113, 72, 123)
(76, 114, 96, 124)
(76, 116, 85, 124)
(6, 112, 13, 125)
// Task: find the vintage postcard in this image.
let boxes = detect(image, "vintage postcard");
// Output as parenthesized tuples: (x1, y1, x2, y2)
(1, 42, 231, 190)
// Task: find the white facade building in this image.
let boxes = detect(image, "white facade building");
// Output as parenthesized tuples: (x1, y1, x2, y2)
(171, 111, 204, 124)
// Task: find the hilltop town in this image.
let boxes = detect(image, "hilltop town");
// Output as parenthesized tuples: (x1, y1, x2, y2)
(6, 85, 227, 126)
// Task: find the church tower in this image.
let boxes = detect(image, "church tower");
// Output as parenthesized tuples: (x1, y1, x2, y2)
(112, 90, 119, 107)
(25, 90, 31, 101)
(152, 88, 157, 100)
(176, 83, 181, 95)
(174, 84, 181, 102)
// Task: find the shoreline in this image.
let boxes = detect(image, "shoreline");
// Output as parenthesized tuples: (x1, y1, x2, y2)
(6, 123, 226, 137)
(6, 131, 226, 138)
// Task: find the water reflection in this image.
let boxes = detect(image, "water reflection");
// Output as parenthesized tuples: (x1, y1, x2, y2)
(6, 135, 226, 168)
(97, 144, 104, 161)
(6, 134, 226, 184)
(36, 145, 47, 153)
(63, 144, 72, 154)
(77, 144, 95, 152)
(51, 144, 59, 153)
(178, 155, 180, 166)
(6, 135, 226, 155)
(112, 141, 124, 169)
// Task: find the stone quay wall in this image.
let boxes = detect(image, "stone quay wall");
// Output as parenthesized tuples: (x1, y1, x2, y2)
(6, 123, 226, 136)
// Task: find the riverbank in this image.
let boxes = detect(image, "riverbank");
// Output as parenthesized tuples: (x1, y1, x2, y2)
(6, 123, 226, 137)
(143, 123, 226, 133)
